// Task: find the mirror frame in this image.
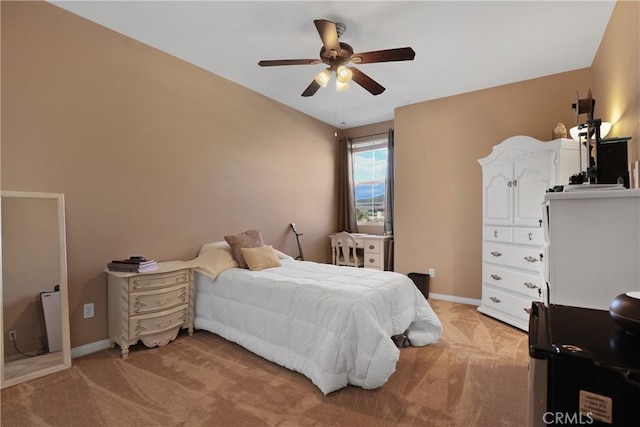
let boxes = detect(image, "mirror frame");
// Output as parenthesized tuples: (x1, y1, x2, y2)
(0, 191, 71, 388)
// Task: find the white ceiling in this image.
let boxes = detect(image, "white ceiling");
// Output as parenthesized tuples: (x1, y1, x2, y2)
(50, 0, 616, 129)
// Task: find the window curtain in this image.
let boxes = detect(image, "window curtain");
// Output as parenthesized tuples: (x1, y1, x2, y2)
(384, 128, 395, 270)
(338, 137, 357, 232)
(384, 129, 395, 235)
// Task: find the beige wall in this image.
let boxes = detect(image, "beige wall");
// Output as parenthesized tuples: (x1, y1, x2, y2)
(592, 0, 640, 160)
(1, 1, 337, 348)
(393, 0, 639, 300)
(394, 70, 592, 299)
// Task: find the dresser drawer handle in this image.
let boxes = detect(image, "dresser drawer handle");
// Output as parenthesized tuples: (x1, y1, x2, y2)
(490, 296, 501, 303)
(523, 282, 538, 289)
(154, 297, 172, 307)
(368, 244, 375, 250)
(523, 256, 538, 263)
(493, 230, 498, 238)
(490, 251, 503, 257)
(490, 274, 502, 281)
(528, 232, 534, 241)
(369, 258, 375, 263)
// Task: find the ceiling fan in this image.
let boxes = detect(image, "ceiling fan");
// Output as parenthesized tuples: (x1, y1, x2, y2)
(258, 19, 415, 97)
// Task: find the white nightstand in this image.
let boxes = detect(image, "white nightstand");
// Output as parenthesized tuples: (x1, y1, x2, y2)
(105, 261, 193, 358)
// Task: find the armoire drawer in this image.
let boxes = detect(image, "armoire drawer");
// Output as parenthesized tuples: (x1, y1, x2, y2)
(481, 287, 536, 325)
(513, 228, 544, 246)
(483, 242, 543, 272)
(484, 226, 513, 243)
(483, 264, 544, 299)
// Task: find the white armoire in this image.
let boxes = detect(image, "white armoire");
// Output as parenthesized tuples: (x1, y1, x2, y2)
(477, 136, 583, 330)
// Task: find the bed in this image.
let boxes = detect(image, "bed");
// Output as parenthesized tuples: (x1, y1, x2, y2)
(190, 240, 443, 395)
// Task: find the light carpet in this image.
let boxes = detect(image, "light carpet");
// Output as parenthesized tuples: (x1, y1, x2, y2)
(1, 300, 529, 426)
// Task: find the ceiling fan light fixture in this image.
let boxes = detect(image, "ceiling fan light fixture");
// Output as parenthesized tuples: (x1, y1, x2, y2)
(336, 79, 350, 92)
(314, 69, 331, 87)
(336, 65, 353, 83)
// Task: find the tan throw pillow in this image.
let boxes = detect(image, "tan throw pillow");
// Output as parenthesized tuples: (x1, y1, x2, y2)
(240, 245, 281, 271)
(224, 229, 264, 269)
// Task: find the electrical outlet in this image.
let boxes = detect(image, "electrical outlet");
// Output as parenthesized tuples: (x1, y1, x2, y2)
(428, 268, 435, 278)
(83, 303, 94, 319)
(9, 330, 16, 341)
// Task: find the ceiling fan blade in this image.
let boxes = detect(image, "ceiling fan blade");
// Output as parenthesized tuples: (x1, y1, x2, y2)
(258, 59, 321, 67)
(350, 47, 415, 64)
(301, 80, 322, 97)
(350, 67, 385, 96)
(314, 19, 340, 53)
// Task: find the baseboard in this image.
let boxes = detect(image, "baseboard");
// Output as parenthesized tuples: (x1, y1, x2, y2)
(429, 293, 481, 306)
(71, 339, 112, 359)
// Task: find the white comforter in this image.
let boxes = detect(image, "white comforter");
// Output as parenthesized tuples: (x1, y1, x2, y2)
(194, 258, 442, 394)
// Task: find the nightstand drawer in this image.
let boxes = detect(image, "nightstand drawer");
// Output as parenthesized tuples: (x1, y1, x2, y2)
(130, 269, 189, 292)
(130, 283, 188, 315)
(130, 305, 188, 339)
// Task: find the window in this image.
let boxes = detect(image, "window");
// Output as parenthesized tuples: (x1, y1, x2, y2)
(352, 139, 388, 224)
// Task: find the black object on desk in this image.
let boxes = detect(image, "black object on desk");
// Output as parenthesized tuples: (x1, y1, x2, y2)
(528, 302, 640, 427)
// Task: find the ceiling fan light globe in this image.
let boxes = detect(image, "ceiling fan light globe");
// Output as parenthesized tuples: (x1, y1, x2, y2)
(336, 80, 350, 92)
(336, 65, 353, 83)
(314, 69, 331, 88)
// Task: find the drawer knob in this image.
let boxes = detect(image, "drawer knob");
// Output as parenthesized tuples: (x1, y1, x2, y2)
(369, 244, 375, 250)
(523, 256, 538, 263)
(490, 296, 501, 303)
(369, 258, 375, 263)
(494, 230, 498, 238)
(154, 297, 172, 307)
(490, 274, 502, 281)
(523, 282, 538, 289)
(490, 251, 503, 257)
(528, 232, 533, 241)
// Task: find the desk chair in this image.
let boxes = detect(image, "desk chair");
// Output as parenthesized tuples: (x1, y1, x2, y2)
(334, 231, 364, 268)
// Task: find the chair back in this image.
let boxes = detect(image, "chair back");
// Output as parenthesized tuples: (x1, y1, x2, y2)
(334, 231, 363, 267)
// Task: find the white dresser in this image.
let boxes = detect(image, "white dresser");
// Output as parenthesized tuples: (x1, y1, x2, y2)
(546, 189, 640, 310)
(106, 261, 193, 358)
(329, 233, 392, 271)
(478, 136, 582, 330)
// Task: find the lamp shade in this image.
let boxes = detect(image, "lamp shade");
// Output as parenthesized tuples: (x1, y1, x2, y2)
(336, 79, 350, 92)
(314, 69, 331, 88)
(336, 65, 353, 83)
(569, 122, 611, 141)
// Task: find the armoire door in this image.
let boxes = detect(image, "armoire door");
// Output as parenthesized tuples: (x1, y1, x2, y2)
(483, 162, 513, 225)
(513, 152, 556, 227)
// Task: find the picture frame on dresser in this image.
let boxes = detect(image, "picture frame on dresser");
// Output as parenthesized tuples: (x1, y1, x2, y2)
(105, 261, 193, 358)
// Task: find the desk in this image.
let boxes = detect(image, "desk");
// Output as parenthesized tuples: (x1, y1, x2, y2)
(329, 233, 393, 271)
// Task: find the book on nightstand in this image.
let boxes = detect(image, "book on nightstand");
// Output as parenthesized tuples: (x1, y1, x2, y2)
(107, 256, 157, 273)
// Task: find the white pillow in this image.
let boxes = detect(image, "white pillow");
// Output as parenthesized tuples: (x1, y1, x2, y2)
(187, 241, 238, 279)
(187, 241, 293, 279)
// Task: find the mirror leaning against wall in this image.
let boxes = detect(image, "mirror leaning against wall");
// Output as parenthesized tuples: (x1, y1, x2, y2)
(1, 191, 71, 388)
